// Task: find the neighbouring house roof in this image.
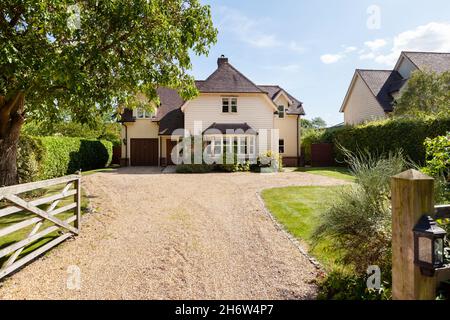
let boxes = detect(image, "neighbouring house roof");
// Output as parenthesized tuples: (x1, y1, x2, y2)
(402, 51, 450, 74)
(257, 85, 305, 115)
(356, 69, 404, 112)
(203, 122, 256, 135)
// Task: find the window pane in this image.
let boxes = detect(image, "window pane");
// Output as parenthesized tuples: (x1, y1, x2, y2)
(248, 136, 255, 155)
(278, 105, 284, 118)
(137, 108, 144, 118)
(214, 138, 222, 155)
(231, 98, 237, 113)
(418, 237, 432, 264)
(279, 139, 285, 154)
(222, 98, 229, 113)
(239, 137, 246, 155)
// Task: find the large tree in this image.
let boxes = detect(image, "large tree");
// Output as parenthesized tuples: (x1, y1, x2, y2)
(393, 70, 450, 118)
(0, 0, 217, 186)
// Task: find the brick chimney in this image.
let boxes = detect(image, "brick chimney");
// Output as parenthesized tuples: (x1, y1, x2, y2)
(217, 55, 228, 67)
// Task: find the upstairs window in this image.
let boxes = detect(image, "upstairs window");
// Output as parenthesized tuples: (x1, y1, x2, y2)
(136, 107, 154, 119)
(222, 97, 237, 113)
(277, 105, 285, 119)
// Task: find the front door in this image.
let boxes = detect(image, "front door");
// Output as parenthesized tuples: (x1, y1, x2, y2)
(166, 139, 178, 166)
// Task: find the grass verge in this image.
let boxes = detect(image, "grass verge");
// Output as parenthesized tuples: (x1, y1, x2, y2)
(261, 185, 348, 270)
(295, 167, 355, 182)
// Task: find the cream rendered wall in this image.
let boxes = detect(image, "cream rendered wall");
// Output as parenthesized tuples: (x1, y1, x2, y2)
(184, 93, 276, 155)
(343, 75, 387, 125)
(184, 93, 275, 133)
(121, 119, 159, 159)
(273, 94, 299, 157)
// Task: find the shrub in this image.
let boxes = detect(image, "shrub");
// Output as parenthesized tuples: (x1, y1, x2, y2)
(22, 121, 122, 147)
(422, 133, 450, 203)
(313, 117, 450, 165)
(423, 133, 450, 178)
(17, 135, 45, 183)
(175, 164, 214, 173)
(313, 148, 411, 275)
(316, 270, 391, 300)
(17, 136, 112, 181)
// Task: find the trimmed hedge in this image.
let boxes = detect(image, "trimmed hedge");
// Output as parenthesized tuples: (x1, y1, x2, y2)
(323, 118, 450, 165)
(18, 135, 112, 182)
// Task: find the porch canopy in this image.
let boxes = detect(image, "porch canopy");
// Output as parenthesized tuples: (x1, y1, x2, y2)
(203, 122, 257, 136)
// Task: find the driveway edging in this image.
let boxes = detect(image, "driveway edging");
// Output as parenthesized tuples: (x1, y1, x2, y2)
(255, 190, 323, 272)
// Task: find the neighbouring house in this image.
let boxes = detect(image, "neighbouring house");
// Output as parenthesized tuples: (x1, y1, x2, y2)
(119, 56, 305, 167)
(340, 51, 450, 125)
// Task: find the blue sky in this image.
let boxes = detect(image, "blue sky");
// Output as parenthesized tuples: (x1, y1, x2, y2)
(189, 0, 450, 126)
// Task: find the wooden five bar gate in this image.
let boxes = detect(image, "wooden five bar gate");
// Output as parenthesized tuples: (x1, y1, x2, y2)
(0, 174, 81, 279)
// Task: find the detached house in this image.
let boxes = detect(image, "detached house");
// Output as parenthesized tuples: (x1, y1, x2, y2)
(119, 56, 305, 167)
(340, 51, 450, 125)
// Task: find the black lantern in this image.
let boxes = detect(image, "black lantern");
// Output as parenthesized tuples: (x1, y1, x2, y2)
(413, 215, 446, 276)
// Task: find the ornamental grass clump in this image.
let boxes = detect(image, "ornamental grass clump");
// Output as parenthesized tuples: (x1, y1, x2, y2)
(313, 147, 412, 275)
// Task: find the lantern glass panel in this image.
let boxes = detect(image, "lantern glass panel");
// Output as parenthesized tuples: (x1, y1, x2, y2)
(418, 237, 432, 264)
(434, 238, 444, 265)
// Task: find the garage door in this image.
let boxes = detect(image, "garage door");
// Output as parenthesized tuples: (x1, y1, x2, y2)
(130, 139, 158, 166)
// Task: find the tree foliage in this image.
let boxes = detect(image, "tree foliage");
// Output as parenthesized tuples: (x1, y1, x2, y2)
(301, 117, 327, 129)
(394, 70, 450, 118)
(0, 0, 217, 185)
(1, 0, 217, 120)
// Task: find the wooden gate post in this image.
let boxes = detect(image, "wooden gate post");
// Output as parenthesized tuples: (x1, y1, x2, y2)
(391, 169, 436, 300)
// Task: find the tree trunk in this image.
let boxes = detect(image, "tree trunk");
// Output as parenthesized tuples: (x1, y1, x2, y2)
(0, 92, 25, 187)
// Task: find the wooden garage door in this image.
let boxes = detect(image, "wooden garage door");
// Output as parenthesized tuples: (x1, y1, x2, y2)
(130, 139, 158, 166)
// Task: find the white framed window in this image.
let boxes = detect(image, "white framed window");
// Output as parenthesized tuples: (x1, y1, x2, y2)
(277, 105, 285, 119)
(213, 137, 223, 156)
(238, 137, 246, 155)
(279, 139, 285, 154)
(222, 97, 238, 113)
(247, 136, 256, 155)
(136, 107, 154, 119)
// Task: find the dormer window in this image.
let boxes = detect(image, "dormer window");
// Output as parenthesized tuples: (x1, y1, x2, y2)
(277, 105, 285, 119)
(222, 97, 237, 113)
(136, 107, 154, 119)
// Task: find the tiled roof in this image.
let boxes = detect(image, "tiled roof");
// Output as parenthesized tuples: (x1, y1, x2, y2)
(403, 52, 450, 74)
(203, 122, 256, 135)
(258, 85, 305, 115)
(195, 57, 264, 93)
(357, 70, 403, 112)
(155, 87, 185, 135)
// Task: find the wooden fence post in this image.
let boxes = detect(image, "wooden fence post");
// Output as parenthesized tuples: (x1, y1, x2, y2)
(74, 175, 81, 231)
(391, 169, 436, 300)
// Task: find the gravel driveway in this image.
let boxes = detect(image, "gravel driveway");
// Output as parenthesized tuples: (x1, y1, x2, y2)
(0, 167, 347, 300)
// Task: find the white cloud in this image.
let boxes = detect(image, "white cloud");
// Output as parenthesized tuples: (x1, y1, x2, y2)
(248, 35, 282, 48)
(289, 41, 306, 53)
(217, 6, 281, 48)
(344, 46, 358, 53)
(359, 52, 375, 60)
(364, 39, 387, 51)
(362, 22, 450, 66)
(320, 54, 344, 64)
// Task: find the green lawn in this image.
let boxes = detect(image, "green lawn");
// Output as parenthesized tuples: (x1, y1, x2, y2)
(0, 184, 89, 266)
(261, 185, 348, 270)
(295, 167, 355, 182)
